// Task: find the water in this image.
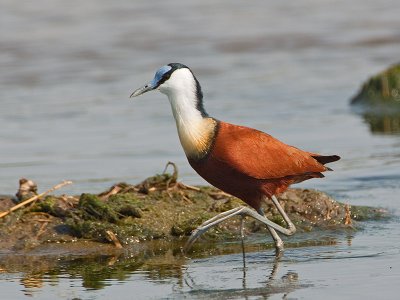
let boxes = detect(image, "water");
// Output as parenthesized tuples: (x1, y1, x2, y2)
(1, 0, 400, 298)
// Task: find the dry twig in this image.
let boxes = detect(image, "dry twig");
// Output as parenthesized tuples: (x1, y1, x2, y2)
(344, 204, 352, 225)
(0, 180, 72, 219)
(105, 230, 123, 249)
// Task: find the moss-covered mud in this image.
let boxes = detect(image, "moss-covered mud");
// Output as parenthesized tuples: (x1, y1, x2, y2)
(0, 165, 389, 255)
(351, 63, 400, 109)
(351, 63, 400, 134)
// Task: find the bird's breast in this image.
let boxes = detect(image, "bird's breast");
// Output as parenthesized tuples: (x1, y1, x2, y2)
(177, 117, 218, 160)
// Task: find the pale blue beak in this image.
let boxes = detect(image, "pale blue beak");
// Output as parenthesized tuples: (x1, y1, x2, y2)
(130, 81, 155, 98)
(130, 65, 172, 98)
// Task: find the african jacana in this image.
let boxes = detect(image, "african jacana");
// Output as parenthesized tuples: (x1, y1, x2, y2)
(131, 63, 340, 252)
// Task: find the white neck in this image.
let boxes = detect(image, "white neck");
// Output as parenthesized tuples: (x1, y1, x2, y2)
(158, 68, 215, 158)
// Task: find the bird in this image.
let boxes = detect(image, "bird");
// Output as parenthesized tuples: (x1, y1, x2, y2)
(130, 63, 340, 253)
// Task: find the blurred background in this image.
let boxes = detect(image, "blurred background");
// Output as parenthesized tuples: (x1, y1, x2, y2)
(1, 1, 400, 299)
(1, 0, 400, 198)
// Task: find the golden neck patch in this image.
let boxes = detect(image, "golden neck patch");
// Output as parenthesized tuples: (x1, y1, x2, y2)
(176, 117, 217, 160)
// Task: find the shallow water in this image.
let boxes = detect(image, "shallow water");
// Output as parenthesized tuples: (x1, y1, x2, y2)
(1, 0, 400, 299)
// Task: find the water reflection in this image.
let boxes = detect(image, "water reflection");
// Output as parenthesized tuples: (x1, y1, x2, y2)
(21, 273, 44, 297)
(0, 248, 186, 291)
(242, 251, 301, 299)
(362, 112, 400, 135)
(184, 252, 302, 299)
(0, 241, 305, 298)
(0, 228, 369, 299)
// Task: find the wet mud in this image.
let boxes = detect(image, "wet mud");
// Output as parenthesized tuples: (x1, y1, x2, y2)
(0, 163, 389, 256)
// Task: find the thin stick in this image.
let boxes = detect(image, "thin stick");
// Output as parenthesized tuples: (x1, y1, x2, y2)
(0, 180, 72, 219)
(344, 204, 352, 225)
(106, 230, 123, 249)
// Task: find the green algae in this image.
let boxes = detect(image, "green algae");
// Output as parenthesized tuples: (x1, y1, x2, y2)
(170, 212, 214, 237)
(351, 64, 400, 134)
(67, 219, 163, 243)
(351, 63, 400, 108)
(78, 193, 120, 223)
(350, 205, 388, 221)
(67, 193, 155, 243)
(30, 196, 58, 215)
(108, 193, 145, 215)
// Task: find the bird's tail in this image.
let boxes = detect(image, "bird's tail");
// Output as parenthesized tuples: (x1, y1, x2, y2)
(311, 154, 341, 170)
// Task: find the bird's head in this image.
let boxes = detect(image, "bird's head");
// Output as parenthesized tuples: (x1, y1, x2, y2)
(130, 63, 197, 98)
(130, 63, 216, 159)
(130, 63, 207, 118)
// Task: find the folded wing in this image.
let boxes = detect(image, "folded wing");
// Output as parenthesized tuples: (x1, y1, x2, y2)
(211, 122, 340, 180)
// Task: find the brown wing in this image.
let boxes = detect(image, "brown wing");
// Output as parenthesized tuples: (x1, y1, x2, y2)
(211, 122, 329, 180)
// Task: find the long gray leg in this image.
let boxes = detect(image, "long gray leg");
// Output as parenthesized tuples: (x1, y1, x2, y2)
(184, 197, 296, 252)
(240, 215, 245, 239)
(270, 195, 296, 234)
(257, 207, 284, 252)
(240, 215, 247, 281)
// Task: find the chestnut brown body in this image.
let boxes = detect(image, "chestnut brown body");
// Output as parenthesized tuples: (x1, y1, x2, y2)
(188, 120, 339, 210)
